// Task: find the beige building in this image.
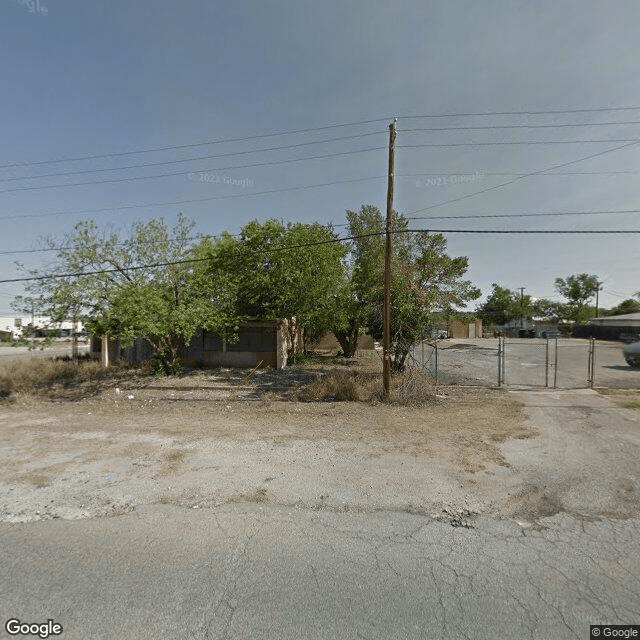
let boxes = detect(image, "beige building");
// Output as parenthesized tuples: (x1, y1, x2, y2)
(449, 319, 483, 339)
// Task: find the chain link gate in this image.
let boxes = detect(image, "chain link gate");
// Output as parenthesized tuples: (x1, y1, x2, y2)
(412, 338, 604, 390)
(498, 337, 596, 389)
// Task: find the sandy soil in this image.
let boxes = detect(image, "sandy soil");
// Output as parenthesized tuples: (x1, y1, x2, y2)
(0, 364, 533, 524)
(1, 362, 638, 528)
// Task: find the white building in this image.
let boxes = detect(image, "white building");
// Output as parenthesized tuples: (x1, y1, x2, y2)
(0, 316, 84, 340)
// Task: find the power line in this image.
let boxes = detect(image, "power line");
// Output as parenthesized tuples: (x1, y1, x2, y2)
(403, 140, 640, 216)
(0, 147, 387, 194)
(402, 121, 640, 132)
(399, 138, 640, 149)
(407, 208, 640, 222)
(4, 228, 640, 284)
(1, 231, 381, 284)
(4, 138, 638, 195)
(5, 106, 640, 171)
(408, 229, 640, 233)
(4, 207, 640, 256)
(403, 171, 640, 178)
(0, 131, 386, 184)
(0, 164, 636, 224)
(4, 133, 637, 185)
(0, 175, 387, 223)
(397, 106, 640, 119)
(4, 105, 640, 173)
(0, 118, 391, 170)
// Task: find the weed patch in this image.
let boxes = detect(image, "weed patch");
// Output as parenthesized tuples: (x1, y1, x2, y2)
(0, 356, 136, 399)
(298, 368, 437, 406)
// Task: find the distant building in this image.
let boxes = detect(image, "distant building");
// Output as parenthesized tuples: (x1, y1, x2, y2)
(494, 318, 563, 338)
(449, 319, 483, 339)
(0, 316, 84, 340)
(580, 312, 640, 341)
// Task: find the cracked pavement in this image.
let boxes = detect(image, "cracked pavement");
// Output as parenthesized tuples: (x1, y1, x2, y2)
(1, 386, 639, 638)
(1, 503, 638, 639)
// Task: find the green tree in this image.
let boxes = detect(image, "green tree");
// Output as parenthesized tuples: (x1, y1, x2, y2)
(554, 273, 600, 322)
(17, 214, 234, 373)
(200, 219, 347, 356)
(604, 298, 640, 316)
(531, 298, 565, 322)
(477, 284, 520, 326)
(337, 205, 480, 370)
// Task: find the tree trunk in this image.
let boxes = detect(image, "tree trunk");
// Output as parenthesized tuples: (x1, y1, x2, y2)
(101, 334, 110, 368)
(333, 317, 361, 358)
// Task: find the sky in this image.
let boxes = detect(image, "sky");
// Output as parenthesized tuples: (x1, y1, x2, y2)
(1, 0, 639, 315)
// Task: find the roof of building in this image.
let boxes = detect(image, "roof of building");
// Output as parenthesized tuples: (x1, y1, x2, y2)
(590, 312, 640, 323)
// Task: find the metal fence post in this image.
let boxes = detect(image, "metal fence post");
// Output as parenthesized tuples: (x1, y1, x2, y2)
(503, 337, 507, 385)
(435, 341, 439, 385)
(553, 338, 558, 388)
(497, 338, 502, 387)
(545, 338, 549, 388)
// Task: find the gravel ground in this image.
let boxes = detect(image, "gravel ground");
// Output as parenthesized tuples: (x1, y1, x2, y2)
(2, 362, 639, 528)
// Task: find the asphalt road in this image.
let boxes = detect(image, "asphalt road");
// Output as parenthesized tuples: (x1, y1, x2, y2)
(0, 343, 89, 363)
(1, 503, 639, 640)
(1, 387, 640, 639)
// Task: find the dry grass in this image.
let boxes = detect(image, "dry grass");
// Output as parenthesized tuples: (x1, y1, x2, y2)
(297, 366, 437, 406)
(596, 388, 640, 408)
(0, 355, 137, 399)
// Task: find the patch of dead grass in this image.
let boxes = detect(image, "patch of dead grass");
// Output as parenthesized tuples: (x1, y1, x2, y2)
(0, 355, 142, 400)
(297, 367, 437, 406)
(596, 388, 640, 408)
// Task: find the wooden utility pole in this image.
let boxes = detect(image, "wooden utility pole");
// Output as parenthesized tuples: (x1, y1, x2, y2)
(383, 118, 397, 398)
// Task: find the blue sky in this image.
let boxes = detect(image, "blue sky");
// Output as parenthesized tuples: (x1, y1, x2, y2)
(1, 0, 639, 314)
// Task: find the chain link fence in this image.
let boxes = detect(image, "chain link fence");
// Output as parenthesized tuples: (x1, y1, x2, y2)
(410, 338, 638, 389)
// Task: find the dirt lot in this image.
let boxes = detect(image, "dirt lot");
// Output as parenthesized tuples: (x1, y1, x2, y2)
(1, 356, 639, 528)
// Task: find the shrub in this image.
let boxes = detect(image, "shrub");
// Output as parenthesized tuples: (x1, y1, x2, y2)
(150, 348, 182, 377)
(288, 351, 314, 365)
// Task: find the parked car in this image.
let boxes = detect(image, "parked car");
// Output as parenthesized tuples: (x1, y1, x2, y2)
(541, 330, 561, 339)
(619, 332, 640, 344)
(623, 341, 640, 368)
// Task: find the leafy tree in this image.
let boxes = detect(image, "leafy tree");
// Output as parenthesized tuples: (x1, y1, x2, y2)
(17, 214, 234, 373)
(531, 298, 565, 322)
(475, 284, 537, 326)
(604, 298, 640, 316)
(337, 205, 480, 370)
(200, 219, 347, 356)
(476, 285, 518, 326)
(554, 273, 600, 322)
